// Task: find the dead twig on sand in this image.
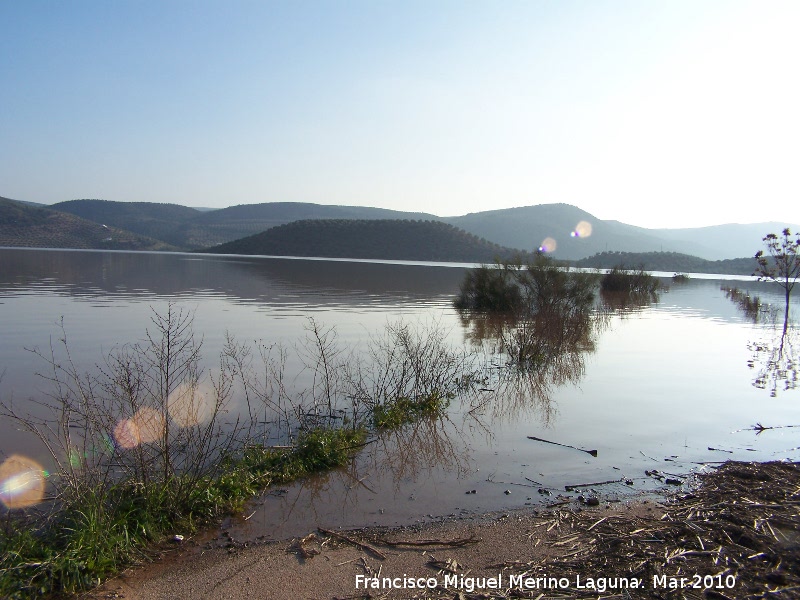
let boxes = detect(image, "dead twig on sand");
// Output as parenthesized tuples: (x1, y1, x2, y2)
(564, 478, 624, 491)
(379, 535, 481, 548)
(318, 527, 387, 560)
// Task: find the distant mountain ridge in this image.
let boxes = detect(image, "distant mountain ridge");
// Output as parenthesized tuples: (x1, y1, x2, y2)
(0, 198, 174, 251)
(51, 199, 438, 249)
(443, 204, 712, 260)
(200, 219, 523, 262)
(3, 196, 797, 261)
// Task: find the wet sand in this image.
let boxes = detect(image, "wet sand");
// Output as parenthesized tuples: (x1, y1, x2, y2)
(88, 461, 799, 600)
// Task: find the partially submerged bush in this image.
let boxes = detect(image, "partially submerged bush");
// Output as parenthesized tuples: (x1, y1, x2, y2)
(455, 255, 598, 368)
(455, 254, 597, 316)
(454, 261, 522, 312)
(600, 265, 661, 294)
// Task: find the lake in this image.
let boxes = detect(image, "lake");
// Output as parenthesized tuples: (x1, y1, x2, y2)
(0, 247, 798, 539)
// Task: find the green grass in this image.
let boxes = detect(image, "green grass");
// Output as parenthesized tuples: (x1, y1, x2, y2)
(372, 391, 452, 429)
(0, 426, 367, 599)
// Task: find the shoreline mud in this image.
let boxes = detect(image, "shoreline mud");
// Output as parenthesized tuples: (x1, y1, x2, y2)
(89, 461, 799, 600)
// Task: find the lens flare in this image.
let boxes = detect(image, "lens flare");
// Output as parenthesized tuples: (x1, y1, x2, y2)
(168, 382, 214, 428)
(113, 418, 140, 450)
(131, 407, 166, 444)
(0, 455, 46, 509)
(571, 221, 593, 238)
(538, 237, 557, 253)
(113, 408, 167, 449)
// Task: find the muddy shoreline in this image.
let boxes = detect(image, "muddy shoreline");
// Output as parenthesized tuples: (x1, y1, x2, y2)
(87, 461, 799, 600)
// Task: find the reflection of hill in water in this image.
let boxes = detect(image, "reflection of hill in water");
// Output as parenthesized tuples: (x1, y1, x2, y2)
(0, 249, 467, 308)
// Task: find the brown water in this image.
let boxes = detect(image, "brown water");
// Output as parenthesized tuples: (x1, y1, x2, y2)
(0, 248, 797, 536)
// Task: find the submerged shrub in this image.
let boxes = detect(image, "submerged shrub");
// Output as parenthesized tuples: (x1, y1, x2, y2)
(600, 265, 661, 294)
(456, 255, 599, 372)
(455, 254, 597, 316)
(454, 262, 522, 312)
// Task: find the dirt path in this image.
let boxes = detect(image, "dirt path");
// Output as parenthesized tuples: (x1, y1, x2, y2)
(90, 462, 799, 600)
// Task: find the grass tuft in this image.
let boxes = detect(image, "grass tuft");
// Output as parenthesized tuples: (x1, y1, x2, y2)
(372, 391, 452, 430)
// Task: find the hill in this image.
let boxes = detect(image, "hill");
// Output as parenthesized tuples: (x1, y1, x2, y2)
(444, 204, 714, 260)
(0, 195, 46, 208)
(0, 198, 175, 251)
(573, 251, 757, 276)
(182, 202, 438, 249)
(49, 200, 438, 249)
(648, 223, 800, 261)
(199, 219, 523, 262)
(18, 197, 798, 260)
(52, 199, 203, 247)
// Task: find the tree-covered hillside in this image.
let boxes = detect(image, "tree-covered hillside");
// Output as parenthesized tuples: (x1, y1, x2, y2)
(0, 198, 175, 251)
(49, 199, 439, 249)
(52, 199, 202, 247)
(182, 202, 438, 248)
(200, 219, 524, 262)
(574, 251, 757, 276)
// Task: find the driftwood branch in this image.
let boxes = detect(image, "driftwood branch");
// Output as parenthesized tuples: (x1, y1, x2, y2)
(527, 436, 597, 457)
(318, 527, 387, 560)
(378, 535, 481, 548)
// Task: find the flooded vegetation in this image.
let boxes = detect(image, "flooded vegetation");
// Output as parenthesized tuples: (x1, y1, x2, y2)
(0, 303, 482, 597)
(1, 249, 799, 597)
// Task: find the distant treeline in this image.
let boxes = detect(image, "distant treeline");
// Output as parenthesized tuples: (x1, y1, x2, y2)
(200, 219, 527, 262)
(573, 251, 757, 276)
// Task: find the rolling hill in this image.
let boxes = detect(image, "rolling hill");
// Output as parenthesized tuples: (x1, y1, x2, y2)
(8, 196, 797, 263)
(0, 198, 176, 251)
(52, 199, 202, 247)
(199, 219, 523, 262)
(51, 199, 438, 249)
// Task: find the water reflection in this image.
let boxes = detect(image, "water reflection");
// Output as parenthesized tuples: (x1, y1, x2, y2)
(362, 416, 473, 488)
(0, 248, 466, 308)
(722, 286, 778, 324)
(599, 289, 660, 314)
(458, 304, 601, 427)
(749, 330, 798, 397)
(232, 414, 479, 539)
(724, 286, 798, 397)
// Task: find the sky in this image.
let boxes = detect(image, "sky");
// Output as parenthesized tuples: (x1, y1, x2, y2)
(1, 0, 799, 229)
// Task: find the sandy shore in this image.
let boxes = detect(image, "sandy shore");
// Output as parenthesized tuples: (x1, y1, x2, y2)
(88, 461, 799, 600)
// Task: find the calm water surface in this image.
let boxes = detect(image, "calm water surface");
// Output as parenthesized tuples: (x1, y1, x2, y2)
(0, 248, 797, 538)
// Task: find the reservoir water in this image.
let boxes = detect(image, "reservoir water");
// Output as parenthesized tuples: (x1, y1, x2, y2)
(0, 247, 797, 538)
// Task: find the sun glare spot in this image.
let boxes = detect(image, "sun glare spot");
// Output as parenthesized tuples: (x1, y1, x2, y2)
(113, 418, 140, 450)
(539, 237, 557, 253)
(0, 455, 46, 509)
(113, 408, 167, 449)
(572, 221, 592, 238)
(131, 407, 166, 444)
(168, 381, 215, 428)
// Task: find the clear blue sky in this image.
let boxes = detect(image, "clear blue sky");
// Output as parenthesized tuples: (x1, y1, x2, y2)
(2, 1, 798, 228)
